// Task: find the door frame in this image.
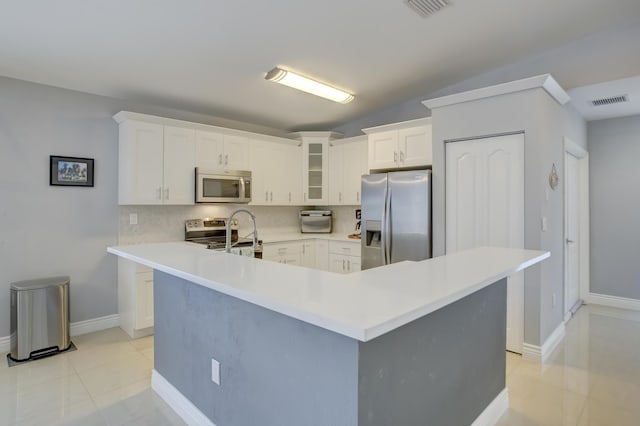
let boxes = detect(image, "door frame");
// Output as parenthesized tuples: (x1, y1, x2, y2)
(563, 137, 590, 322)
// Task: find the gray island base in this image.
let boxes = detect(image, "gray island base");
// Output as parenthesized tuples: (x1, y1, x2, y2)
(153, 270, 507, 426)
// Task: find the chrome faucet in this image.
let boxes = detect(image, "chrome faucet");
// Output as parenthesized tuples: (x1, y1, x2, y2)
(226, 208, 259, 253)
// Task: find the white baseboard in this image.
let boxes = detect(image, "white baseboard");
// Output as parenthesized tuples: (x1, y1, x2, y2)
(0, 335, 9, 355)
(1, 314, 120, 355)
(70, 314, 120, 337)
(522, 322, 565, 363)
(588, 293, 640, 311)
(152, 369, 215, 426)
(471, 388, 509, 426)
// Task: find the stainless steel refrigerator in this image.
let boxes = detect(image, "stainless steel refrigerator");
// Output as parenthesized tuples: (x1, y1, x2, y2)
(361, 169, 432, 270)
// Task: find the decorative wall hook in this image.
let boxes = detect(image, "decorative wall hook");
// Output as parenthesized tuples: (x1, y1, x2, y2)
(549, 163, 559, 190)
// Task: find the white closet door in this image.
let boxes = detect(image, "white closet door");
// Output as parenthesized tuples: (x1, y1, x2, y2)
(446, 133, 525, 353)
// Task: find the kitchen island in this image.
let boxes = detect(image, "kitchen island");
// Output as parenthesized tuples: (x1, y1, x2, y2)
(108, 243, 548, 426)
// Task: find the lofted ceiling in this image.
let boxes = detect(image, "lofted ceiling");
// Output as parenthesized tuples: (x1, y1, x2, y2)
(1, 0, 640, 131)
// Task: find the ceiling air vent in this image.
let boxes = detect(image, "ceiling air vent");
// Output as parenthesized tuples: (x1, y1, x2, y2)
(590, 94, 628, 107)
(405, 0, 451, 18)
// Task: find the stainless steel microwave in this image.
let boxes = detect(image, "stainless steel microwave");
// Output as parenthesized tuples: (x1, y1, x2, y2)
(195, 168, 251, 203)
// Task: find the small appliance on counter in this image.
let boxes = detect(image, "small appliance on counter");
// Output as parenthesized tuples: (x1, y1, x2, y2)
(184, 218, 261, 257)
(299, 210, 332, 233)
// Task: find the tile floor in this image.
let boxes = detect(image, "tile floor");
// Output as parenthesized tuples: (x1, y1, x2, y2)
(0, 328, 183, 425)
(1, 304, 639, 425)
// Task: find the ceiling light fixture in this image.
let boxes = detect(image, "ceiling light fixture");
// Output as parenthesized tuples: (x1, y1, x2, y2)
(265, 67, 354, 104)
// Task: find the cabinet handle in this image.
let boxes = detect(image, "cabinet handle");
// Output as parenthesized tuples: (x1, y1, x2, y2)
(270, 192, 273, 202)
(265, 191, 269, 202)
(347, 260, 351, 271)
(394, 151, 398, 164)
(400, 151, 405, 163)
(357, 191, 360, 202)
(225, 154, 228, 165)
(157, 187, 162, 200)
(339, 192, 342, 203)
(342, 259, 346, 271)
(165, 188, 170, 200)
(302, 245, 305, 255)
(218, 154, 223, 165)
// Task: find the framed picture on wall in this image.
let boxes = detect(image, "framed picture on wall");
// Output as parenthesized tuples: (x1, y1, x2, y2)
(50, 156, 95, 187)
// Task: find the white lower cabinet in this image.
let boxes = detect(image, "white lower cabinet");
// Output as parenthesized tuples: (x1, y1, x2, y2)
(262, 241, 302, 265)
(328, 241, 361, 274)
(300, 240, 316, 269)
(262, 239, 360, 273)
(118, 258, 154, 338)
(315, 240, 329, 271)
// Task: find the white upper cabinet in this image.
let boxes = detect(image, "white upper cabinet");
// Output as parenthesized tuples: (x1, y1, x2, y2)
(163, 126, 196, 204)
(195, 130, 249, 171)
(329, 136, 368, 205)
(292, 132, 341, 206)
(364, 118, 432, 171)
(116, 115, 195, 205)
(249, 137, 302, 206)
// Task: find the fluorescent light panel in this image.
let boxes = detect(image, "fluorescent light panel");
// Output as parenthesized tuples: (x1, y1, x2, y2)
(265, 67, 354, 104)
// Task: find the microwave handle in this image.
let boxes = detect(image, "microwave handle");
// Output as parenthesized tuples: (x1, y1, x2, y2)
(240, 177, 246, 202)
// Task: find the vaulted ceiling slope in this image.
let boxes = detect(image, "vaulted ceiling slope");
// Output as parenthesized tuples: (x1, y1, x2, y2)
(1, 0, 639, 131)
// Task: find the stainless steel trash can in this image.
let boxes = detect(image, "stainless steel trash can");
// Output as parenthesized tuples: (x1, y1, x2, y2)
(9, 276, 71, 361)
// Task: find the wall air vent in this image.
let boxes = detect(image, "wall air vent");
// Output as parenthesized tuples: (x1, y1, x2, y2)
(405, 0, 451, 18)
(590, 94, 628, 107)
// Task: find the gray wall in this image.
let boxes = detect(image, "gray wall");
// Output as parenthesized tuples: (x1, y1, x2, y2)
(588, 115, 640, 300)
(154, 270, 359, 426)
(0, 77, 288, 338)
(430, 88, 576, 347)
(154, 270, 507, 426)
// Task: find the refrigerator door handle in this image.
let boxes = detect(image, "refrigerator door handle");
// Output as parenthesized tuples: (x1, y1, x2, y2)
(380, 183, 388, 265)
(383, 186, 392, 265)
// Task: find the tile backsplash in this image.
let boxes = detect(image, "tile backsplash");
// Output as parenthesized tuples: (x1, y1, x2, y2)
(118, 205, 360, 244)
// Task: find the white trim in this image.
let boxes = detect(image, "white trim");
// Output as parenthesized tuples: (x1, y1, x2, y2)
(471, 388, 509, 426)
(152, 369, 216, 426)
(70, 314, 120, 337)
(422, 74, 570, 110)
(361, 117, 432, 134)
(588, 293, 640, 311)
(563, 137, 590, 309)
(521, 322, 566, 363)
(1, 314, 120, 355)
(0, 335, 10, 354)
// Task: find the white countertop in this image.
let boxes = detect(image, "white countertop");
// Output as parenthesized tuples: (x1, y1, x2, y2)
(258, 232, 360, 244)
(107, 243, 548, 342)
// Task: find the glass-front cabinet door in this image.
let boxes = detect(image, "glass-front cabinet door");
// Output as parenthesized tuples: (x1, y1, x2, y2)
(293, 132, 337, 206)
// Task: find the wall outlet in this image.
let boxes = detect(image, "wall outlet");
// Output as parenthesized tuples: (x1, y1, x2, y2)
(552, 293, 557, 308)
(541, 216, 548, 232)
(211, 358, 220, 385)
(129, 213, 138, 225)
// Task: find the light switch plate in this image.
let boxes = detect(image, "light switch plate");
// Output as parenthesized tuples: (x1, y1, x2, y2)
(541, 217, 548, 232)
(211, 358, 220, 385)
(129, 213, 138, 225)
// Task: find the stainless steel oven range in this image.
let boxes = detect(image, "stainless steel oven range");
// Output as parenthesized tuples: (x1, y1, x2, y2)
(184, 218, 261, 257)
